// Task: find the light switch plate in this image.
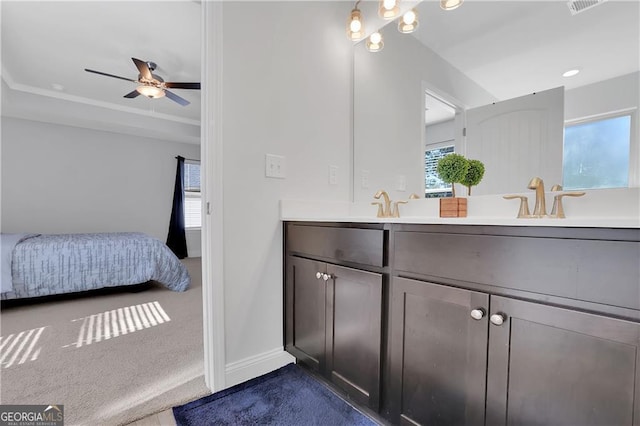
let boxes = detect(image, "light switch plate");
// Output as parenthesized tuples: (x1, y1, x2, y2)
(397, 175, 407, 191)
(265, 154, 286, 179)
(329, 165, 338, 185)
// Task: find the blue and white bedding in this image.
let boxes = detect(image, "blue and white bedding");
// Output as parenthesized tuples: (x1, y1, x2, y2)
(1, 232, 190, 300)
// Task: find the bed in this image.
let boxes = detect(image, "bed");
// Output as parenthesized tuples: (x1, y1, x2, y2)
(1, 232, 190, 300)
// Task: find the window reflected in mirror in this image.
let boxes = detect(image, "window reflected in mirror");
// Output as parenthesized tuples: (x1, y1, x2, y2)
(425, 145, 454, 198)
(563, 114, 632, 190)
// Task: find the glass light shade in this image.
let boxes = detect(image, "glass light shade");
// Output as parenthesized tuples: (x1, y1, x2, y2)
(378, 0, 400, 19)
(440, 0, 463, 10)
(347, 8, 364, 40)
(366, 32, 384, 52)
(399, 9, 419, 33)
(137, 85, 165, 98)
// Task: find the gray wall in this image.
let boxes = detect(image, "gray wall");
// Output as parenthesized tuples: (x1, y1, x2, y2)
(1, 116, 200, 242)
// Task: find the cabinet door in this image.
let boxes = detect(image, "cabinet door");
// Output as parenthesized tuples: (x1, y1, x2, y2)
(325, 264, 383, 410)
(487, 296, 640, 426)
(285, 256, 326, 372)
(389, 277, 490, 426)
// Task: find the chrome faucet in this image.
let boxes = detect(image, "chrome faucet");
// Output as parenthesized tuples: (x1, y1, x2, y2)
(373, 190, 392, 217)
(527, 177, 547, 217)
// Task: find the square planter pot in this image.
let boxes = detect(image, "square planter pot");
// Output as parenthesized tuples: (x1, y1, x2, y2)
(439, 197, 467, 218)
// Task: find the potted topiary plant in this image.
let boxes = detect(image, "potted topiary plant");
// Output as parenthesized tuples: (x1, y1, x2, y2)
(460, 159, 485, 196)
(436, 153, 469, 217)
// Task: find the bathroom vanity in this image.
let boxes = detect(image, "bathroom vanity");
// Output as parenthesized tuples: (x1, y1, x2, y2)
(284, 220, 640, 426)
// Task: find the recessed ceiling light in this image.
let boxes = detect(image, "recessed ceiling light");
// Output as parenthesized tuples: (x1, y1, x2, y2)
(562, 69, 580, 78)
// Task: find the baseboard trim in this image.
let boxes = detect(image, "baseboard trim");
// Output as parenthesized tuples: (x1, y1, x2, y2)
(225, 347, 296, 388)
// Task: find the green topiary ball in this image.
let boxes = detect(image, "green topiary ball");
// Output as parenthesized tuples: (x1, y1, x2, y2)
(461, 159, 485, 189)
(437, 153, 469, 185)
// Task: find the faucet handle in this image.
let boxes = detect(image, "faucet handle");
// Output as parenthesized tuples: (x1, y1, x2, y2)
(550, 192, 586, 218)
(371, 202, 384, 218)
(392, 201, 408, 218)
(503, 195, 531, 218)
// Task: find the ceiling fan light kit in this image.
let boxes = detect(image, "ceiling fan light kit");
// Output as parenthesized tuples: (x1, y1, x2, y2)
(84, 57, 200, 106)
(136, 85, 165, 98)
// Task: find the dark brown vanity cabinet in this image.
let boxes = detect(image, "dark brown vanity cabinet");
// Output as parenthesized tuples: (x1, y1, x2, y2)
(389, 277, 640, 426)
(284, 223, 385, 410)
(285, 222, 640, 425)
(388, 277, 489, 426)
(486, 295, 640, 426)
(285, 256, 326, 372)
(389, 225, 640, 426)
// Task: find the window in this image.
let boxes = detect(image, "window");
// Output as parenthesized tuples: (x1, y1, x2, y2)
(425, 144, 454, 198)
(184, 160, 201, 228)
(563, 114, 632, 190)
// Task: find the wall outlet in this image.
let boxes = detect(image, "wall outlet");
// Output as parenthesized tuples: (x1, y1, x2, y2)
(397, 175, 407, 191)
(329, 165, 338, 185)
(265, 154, 286, 179)
(361, 170, 370, 189)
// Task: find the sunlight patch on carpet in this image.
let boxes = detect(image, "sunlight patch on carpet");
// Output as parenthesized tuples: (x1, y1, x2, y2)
(0, 326, 46, 368)
(63, 301, 171, 348)
(90, 360, 205, 423)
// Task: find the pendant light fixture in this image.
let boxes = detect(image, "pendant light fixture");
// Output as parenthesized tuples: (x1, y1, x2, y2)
(378, 0, 400, 20)
(398, 8, 419, 33)
(366, 32, 384, 53)
(346, 1, 365, 41)
(440, 0, 464, 11)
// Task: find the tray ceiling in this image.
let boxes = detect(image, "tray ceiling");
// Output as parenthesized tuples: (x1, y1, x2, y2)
(1, 1, 201, 144)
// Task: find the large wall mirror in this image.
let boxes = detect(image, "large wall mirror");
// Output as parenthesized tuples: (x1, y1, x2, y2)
(353, 0, 639, 202)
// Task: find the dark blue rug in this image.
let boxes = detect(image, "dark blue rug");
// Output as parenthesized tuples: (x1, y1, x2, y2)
(172, 363, 378, 425)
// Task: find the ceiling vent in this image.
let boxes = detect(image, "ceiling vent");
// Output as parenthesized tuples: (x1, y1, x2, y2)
(567, 0, 608, 15)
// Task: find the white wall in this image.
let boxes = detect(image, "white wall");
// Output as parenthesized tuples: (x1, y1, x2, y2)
(565, 72, 639, 121)
(353, 27, 496, 202)
(425, 120, 455, 147)
(218, 1, 352, 379)
(1, 117, 200, 246)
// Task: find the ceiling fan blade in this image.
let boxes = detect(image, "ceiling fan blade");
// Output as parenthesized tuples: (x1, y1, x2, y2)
(165, 90, 190, 106)
(85, 68, 137, 82)
(165, 82, 201, 90)
(123, 90, 141, 98)
(132, 57, 153, 80)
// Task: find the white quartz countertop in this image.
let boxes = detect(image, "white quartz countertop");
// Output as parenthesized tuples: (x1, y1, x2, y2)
(280, 215, 640, 228)
(280, 189, 640, 229)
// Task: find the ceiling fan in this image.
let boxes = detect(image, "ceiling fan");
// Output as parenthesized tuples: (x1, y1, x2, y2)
(85, 57, 200, 106)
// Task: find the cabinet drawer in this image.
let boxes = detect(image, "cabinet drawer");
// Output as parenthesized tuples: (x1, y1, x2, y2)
(287, 224, 384, 267)
(394, 230, 640, 310)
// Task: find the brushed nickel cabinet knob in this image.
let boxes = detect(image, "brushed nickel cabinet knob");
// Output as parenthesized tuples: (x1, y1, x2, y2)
(316, 272, 323, 279)
(490, 313, 507, 326)
(470, 308, 485, 320)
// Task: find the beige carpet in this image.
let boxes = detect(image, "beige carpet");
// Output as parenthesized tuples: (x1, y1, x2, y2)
(0, 258, 210, 426)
